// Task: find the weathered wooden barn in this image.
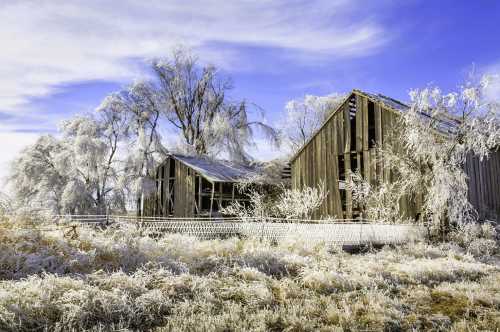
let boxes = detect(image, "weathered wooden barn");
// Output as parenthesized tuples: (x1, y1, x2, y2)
(290, 89, 500, 220)
(141, 154, 268, 217)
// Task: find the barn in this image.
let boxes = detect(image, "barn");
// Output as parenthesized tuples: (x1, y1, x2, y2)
(140, 154, 270, 218)
(290, 89, 500, 220)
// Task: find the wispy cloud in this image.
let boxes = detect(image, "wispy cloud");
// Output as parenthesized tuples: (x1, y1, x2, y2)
(480, 61, 500, 103)
(0, 0, 389, 113)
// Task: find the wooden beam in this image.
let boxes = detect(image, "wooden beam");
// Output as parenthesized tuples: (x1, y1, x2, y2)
(362, 97, 369, 151)
(344, 153, 352, 219)
(209, 181, 215, 218)
(197, 176, 202, 215)
(344, 104, 351, 154)
(356, 95, 363, 152)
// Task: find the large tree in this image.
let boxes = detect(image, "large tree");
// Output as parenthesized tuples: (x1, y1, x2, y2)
(136, 50, 279, 163)
(9, 50, 280, 214)
(97, 81, 166, 206)
(9, 112, 129, 215)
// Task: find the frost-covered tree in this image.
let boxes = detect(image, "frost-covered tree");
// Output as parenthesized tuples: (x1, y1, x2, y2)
(0, 191, 13, 215)
(97, 81, 167, 211)
(282, 93, 345, 152)
(9, 135, 69, 213)
(147, 50, 279, 163)
(9, 114, 129, 215)
(59, 115, 129, 214)
(99, 50, 278, 166)
(349, 74, 500, 237)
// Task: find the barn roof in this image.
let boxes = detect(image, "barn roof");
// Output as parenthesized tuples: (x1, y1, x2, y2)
(170, 154, 264, 183)
(360, 90, 459, 132)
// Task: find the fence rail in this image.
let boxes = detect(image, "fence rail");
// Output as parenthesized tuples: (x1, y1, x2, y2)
(49, 215, 424, 245)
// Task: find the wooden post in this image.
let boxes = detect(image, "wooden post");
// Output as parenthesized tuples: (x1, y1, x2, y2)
(209, 182, 215, 218)
(197, 176, 202, 215)
(218, 182, 223, 211)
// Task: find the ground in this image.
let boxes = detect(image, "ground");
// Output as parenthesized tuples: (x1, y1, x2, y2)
(0, 215, 499, 331)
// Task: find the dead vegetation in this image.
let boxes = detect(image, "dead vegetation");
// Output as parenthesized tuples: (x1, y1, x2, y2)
(0, 214, 498, 331)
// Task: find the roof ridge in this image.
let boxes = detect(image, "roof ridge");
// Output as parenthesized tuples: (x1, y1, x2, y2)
(376, 93, 409, 107)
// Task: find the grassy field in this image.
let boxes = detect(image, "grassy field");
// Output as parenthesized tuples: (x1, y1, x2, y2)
(0, 215, 499, 331)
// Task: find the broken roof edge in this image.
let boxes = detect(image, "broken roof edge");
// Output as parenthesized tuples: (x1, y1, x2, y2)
(290, 89, 410, 162)
(289, 89, 460, 163)
(159, 153, 269, 184)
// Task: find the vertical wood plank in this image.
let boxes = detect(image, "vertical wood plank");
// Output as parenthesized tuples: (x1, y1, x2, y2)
(363, 97, 369, 151)
(344, 104, 351, 154)
(356, 95, 363, 152)
(344, 152, 352, 219)
(375, 103, 382, 145)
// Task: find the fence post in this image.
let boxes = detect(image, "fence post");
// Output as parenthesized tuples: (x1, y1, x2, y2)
(359, 223, 363, 245)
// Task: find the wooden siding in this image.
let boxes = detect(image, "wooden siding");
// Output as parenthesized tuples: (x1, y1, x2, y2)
(291, 91, 420, 220)
(465, 149, 500, 219)
(291, 90, 500, 221)
(173, 160, 196, 217)
(142, 156, 258, 218)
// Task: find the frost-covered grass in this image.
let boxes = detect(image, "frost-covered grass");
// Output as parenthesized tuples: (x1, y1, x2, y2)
(0, 215, 499, 331)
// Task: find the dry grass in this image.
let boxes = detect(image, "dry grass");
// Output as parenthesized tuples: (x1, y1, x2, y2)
(0, 214, 498, 331)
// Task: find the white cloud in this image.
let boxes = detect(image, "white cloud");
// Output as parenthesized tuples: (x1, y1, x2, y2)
(481, 62, 500, 104)
(0, 0, 388, 113)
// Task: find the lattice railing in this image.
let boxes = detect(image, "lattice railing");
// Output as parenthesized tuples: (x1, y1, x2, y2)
(52, 215, 424, 245)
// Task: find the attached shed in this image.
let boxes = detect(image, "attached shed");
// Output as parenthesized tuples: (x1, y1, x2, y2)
(290, 89, 500, 220)
(141, 154, 267, 218)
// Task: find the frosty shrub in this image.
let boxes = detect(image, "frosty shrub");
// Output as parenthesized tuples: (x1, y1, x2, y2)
(220, 187, 275, 220)
(274, 182, 328, 219)
(0, 192, 12, 215)
(347, 171, 403, 223)
(450, 222, 499, 258)
(221, 182, 328, 221)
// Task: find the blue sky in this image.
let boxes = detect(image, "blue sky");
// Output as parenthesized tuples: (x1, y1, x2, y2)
(1, 0, 500, 183)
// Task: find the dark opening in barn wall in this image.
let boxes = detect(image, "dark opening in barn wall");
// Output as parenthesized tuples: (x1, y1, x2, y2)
(368, 101, 376, 148)
(351, 153, 363, 176)
(338, 155, 345, 181)
(349, 96, 357, 152)
(200, 177, 213, 213)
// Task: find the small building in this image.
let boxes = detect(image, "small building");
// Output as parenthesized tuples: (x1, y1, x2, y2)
(290, 89, 500, 220)
(140, 154, 269, 217)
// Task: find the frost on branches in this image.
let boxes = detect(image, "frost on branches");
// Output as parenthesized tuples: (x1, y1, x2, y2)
(349, 75, 500, 236)
(8, 50, 281, 215)
(221, 182, 328, 221)
(97, 80, 167, 208)
(9, 112, 131, 215)
(282, 93, 345, 152)
(144, 49, 279, 164)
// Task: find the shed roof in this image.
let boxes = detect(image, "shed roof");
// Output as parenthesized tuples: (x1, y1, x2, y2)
(170, 154, 264, 183)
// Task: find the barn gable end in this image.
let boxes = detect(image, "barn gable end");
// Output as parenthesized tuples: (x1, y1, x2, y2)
(290, 89, 500, 220)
